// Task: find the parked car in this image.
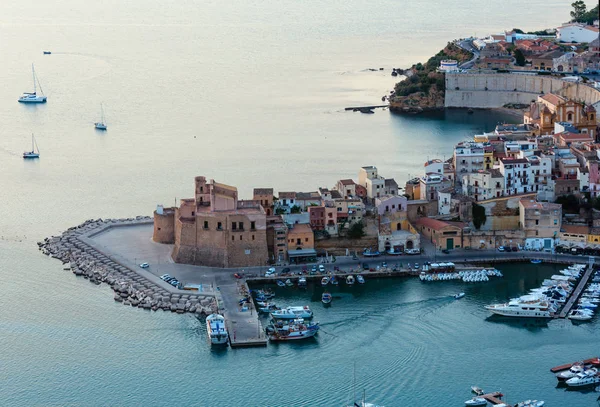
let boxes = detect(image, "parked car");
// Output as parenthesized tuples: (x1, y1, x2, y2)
(318, 265, 325, 272)
(139, 262, 149, 268)
(281, 267, 291, 274)
(160, 274, 171, 280)
(511, 246, 518, 252)
(497, 246, 505, 252)
(441, 249, 450, 254)
(362, 263, 369, 270)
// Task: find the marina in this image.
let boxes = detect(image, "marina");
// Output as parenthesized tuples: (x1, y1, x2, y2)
(557, 265, 595, 318)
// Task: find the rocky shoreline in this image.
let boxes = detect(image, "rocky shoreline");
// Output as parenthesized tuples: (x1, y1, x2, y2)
(38, 217, 216, 316)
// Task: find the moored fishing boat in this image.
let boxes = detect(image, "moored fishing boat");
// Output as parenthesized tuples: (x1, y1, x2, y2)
(565, 368, 600, 387)
(298, 277, 307, 287)
(271, 305, 313, 319)
(18, 64, 47, 103)
(285, 279, 293, 287)
(331, 276, 339, 285)
(322, 292, 332, 304)
(454, 292, 465, 299)
(346, 275, 355, 285)
(530, 259, 542, 264)
(206, 313, 228, 345)
(259, 304, 281, 313)
(321, 276, 329, 286)
(266, 318, 319, 341)
(356, 275, 365, 284)
(276, 280, 286, 287)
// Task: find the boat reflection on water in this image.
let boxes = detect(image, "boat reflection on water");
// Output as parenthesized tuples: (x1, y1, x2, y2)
(484, 315, 549, 331)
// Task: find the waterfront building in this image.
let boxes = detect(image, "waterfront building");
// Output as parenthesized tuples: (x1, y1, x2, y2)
(519, 199, 562, 250)
(461, 169, 505, 201)
(283, 213, 310, 227)
(266, 216, 288, 263)
(378, 211, 420, 253)
(384, 178, 399, 195)
(318, 187, 333, 202)
(375, 195, 407, 215)
(404, 177, 421, 200)
(553, 51, 600, 73)
(556, 23, 600, 44)
(295, 191, 321, 210)
(554, 131, 595, 147)
(286, 223, 317, 263)
(438, 188, 452, 215)
(480, 42, 510, 58)
(588, 161, 600, 198)
(560, 224, 589, 246)
(475, 57, 512, 70)
(515, 39, 559, 55)
(154, 176, 268, 268)
(358, 166, 387, 200)
(414, 218, 464, 251)
(335, 179, 357, 199)
(419, 173, 452, 201)
(253, 188, 274, 216)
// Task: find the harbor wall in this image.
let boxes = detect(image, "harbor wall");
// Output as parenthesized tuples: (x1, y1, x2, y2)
(445, 73, 600, 110)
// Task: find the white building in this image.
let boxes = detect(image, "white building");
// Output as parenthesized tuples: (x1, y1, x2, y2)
(419, 174, 452, 201)
(453, 142, 487, 181)
(439, 59, 459, 72)
(498, 158, 533, 195)
(358, 166, 386, 199)
(556, 23, 600, 44)
(375, 195, 408, 216)
(461, 169, 505, 201)
(438, 189, 452, 215)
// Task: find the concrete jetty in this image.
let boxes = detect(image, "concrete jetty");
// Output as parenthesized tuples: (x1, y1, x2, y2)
(558, 265, 595, 318)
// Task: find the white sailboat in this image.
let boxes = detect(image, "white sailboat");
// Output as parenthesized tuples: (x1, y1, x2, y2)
(23, 134, 40, 159)
(94, 104, 107, 130)
(18, 64, 47, 103)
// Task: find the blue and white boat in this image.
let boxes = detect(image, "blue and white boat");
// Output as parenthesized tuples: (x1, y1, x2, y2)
(531, 259, 542, 264)
(356, 275, 365, 284)
(322, 292, 332, 304)
(271, 305, 313, 319)
(206, 313, 228, 345)
(266, 318, 319, 341)
(23, 134, 40, 159)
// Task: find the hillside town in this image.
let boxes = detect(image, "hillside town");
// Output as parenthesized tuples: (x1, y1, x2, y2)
(153, 85, 600, 268)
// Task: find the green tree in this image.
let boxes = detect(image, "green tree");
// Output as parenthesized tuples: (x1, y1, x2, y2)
(513, 48, 526, 66)
(555, 194, 580, 214)
(472, 203, 487, 230)
(570, 1, 587, 21)
(581, 5, 600, 24)
(290, 205, 301, 214)
(347, 222, 366, 239)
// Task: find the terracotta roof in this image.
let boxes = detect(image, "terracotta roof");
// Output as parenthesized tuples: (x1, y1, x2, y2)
(278, 192, 296, 199)
(556, 132, 593, 141)
(296, 191, 320, 200)
(339, 179, 355, 186)
(562, 225, 589, 235)
(500, 158, 529, 164)
(519, 199, 562, 210)
(415, 217, 462, 231)
(540, 93, 567, 106)
(253, 188, 273, 196)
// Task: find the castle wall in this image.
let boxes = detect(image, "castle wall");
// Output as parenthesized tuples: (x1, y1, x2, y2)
(152, 210, 175, 243)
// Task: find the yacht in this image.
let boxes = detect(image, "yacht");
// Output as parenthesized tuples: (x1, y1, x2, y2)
(18, 64, 47, 103)
(206, 313, 228, 345)
(556, 363, 584, 381)
(270, 306, 313, 319)
(266, 318, 319, 341)
(464, 397, 487, 406)
(484, 295, 552, 318)
(346, 275, 355, 285)
(23, 134, 40, 159)
(565, 368, 600, 387)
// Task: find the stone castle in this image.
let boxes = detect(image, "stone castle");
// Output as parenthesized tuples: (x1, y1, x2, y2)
(153, 176, 268, 268)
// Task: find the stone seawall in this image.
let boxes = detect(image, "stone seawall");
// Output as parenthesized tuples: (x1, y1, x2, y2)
(39, 217, 216, 315)
(445, 72, 600, 110)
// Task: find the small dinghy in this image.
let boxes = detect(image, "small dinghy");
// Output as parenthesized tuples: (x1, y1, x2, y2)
(454, 292, 465, 299)
(322, 292, 332, 305)
(276, 280, 286, 287)
(321, 277, 329, 287)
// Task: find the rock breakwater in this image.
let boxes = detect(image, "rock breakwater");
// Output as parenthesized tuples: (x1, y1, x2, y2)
(38, 217, 216, 316)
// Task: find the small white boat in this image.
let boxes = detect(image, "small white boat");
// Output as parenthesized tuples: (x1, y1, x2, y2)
(285, 279, 293, 287)
(322, 292, 332, 304)
(454, 292, 465, 299)
(298, 277, 307, 287)
(356, 275, 365, 284)
(471, 386, 484, 396)
(23, 134, 40, 159)
(321, 276, 329, 286)
(94, 103, 107, 130)
(271, 306, 313, 319)
(569, 310, 593, 321)
(556, 363, 584, 381)
(206, 313, 228, 345)
(18, 64, 47, 103)
(566, 368, 600, 387)
(464, 397, 487, 406)
(346, 275, 355, 285)
(516, 401, 544, 407)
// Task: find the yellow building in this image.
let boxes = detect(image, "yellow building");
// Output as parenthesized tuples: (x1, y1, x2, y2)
(287, 223, 316, 263)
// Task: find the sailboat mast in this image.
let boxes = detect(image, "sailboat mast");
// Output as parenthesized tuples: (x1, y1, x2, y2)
(32, 64, 36, 94)
(32, 134, 34, 151)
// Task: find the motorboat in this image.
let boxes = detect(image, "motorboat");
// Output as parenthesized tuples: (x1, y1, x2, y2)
(23, 133, 40, 159)
(556, 363, 584, 381)
(464, 397, 487, 406)
(362, 248, 380, 257)
(18, 64, 47, 103)
(454, 292, 465, 299)
(322, 292, 332, 304)
(565, 368, 600, 387)
(321, 276, 329, 286)
(285, 279, 293, 287)
(276, 280, 286, 287)
(331, 276, 339, 285)
(259, 304, 281, 313)
(266, 318, 319, 341)
(516, 401, 544, 407)
(530, 259, 542, 264)
(356, 275, 365, 284)
(298, 277, 307, 287)
(206, 313, 228, 345)
(346, 275, 355, 285)
(484, 295, 552, 318)
(271, 306, 313, 319)
(471, 386, 484, 396)
(569, 310, 593, 321)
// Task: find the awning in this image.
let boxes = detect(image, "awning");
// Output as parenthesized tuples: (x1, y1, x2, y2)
(288, 249, 318, 258)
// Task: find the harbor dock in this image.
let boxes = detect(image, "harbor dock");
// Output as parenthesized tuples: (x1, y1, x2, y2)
(557, 265, 595, 318)
(550, 356, 600, 373)
(479, 392, 506, 405)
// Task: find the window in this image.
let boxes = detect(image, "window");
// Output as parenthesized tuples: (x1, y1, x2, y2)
(217, 222, 222, 230)
(239, 222, 244, 230)
(252, 235, 255, 241)
(392, 204, 396, 209)
(203, 221, 208, 229)
(232, 222, 237, 230)
(191, 211, 195, 216)
(567, 112, 573, 121)
(232, 236, 235, 241)
(337, 207, 342, 212)
(305, 238, 308, 242)
(296, 238, 301, 244)
(251, 221, 256, 230)
(554, 219, 558, 225)
(240, 235, 242, 240)
(535, 220, 539, 225)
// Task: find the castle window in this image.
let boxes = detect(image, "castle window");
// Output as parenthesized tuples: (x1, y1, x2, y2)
(217, 222, 222, 230)
(251, 221, 256, 230)
(252, 235, 255, 241)
(232, 222, 237, 230)
(192, 211, 195, 216)
(203, 221, 208, 229)
(240, 235, 242, 240)
(239, 222, 244, 230)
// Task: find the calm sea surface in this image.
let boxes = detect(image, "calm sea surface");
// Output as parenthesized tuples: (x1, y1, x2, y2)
(1, 1, 594, 406)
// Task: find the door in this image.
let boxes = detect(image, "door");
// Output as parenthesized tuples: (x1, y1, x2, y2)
(446, 238, 454, 250)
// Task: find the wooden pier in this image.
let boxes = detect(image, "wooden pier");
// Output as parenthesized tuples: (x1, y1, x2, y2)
(480, 392, 507, 406)
(550, 356, 600, 373)
(557, 266, 595, 318)
(344, 104, 388, 111)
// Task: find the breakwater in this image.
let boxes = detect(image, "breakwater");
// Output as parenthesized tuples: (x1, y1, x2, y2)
(38, 217, 216, 315)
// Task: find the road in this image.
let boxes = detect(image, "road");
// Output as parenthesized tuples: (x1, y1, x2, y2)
(456, 39, 479, 70)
